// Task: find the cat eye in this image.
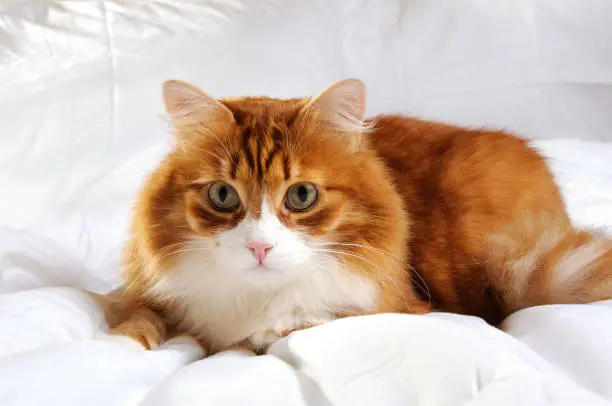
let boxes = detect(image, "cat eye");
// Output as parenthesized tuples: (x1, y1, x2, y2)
(208, 181, 240, 212)
(285, 182, 319, 212)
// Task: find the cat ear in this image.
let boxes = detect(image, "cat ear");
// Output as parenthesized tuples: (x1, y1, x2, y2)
(307, 79, 367, 135)
(162, 80, 234, 134)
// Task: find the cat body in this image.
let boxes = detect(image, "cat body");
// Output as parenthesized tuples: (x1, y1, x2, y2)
(107, 79, 612, 353)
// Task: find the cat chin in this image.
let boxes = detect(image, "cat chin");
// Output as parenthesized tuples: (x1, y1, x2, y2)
(220, 266, 295, 289)
(210, 253, 316, 288)
(157, 252, 307, 295)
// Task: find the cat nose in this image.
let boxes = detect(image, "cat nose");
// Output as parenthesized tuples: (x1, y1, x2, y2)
(246, 242, 274, 264)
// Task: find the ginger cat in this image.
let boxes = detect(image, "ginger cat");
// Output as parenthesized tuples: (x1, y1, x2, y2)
(106, 78, 612, 354)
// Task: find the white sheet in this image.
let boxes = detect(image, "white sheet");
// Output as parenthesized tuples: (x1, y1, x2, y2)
(2, 1, 612, 405)
(1, 264, 612, 406)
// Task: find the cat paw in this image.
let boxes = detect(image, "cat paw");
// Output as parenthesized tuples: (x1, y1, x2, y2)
(96, 332, 148, 351)
(217, 343, 257, 356)
(251, 319, 329, 348)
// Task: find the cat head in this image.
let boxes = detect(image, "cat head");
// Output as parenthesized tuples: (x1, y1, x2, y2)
(130, 79, 407, 294)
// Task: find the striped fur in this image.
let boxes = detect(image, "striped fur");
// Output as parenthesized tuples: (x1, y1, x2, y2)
(487, 216, 612, 313)
(105, 79, 612, 354)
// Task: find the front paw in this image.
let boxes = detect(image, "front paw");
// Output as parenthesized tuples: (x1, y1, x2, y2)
(101, 324, 164, 350)
(96, 332, 148, 351)
(279, 322, 320, 338)
(252, 321, 326, 349)
(249, 329, 282, 349)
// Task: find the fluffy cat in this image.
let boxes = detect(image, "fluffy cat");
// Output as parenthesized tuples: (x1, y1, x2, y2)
(105, 78, 612, 354)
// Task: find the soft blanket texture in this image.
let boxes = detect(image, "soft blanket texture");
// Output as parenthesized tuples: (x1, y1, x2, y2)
(2, 1, 612, 405)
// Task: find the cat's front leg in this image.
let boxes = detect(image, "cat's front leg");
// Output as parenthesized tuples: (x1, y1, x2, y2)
(275, 309, 375, 338)
(107, 306, 167, 350)
(251, 314, 334, 349)
(278, 321, 326, 339)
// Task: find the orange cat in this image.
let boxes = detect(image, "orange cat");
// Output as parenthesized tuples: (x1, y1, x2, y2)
(105, 78, 612, 354)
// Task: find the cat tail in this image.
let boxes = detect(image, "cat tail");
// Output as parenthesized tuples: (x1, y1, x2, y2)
(487, 215, 612, 313)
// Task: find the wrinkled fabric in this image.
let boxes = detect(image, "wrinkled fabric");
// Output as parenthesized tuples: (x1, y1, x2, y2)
(1, 247, 612, 405)
(1, 240, 612, 405)
(1, 1, 612, 405)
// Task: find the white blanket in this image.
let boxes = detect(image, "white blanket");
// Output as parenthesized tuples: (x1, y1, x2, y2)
(1, 140, 612, 406)
(2, 1, 612, 404)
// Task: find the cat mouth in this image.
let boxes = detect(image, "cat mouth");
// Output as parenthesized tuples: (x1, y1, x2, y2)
(242, 264, 290, 284)
(245, 264, 277, 272)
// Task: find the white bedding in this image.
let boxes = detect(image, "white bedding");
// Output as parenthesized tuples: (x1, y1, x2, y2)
(1, 140, 612, 406)
(2, 1, 612, 405)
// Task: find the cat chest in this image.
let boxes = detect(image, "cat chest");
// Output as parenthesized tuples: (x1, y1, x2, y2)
(176, 295, 336, 350)
(152, 260, 380, 351)
(164, 278, 379, 351)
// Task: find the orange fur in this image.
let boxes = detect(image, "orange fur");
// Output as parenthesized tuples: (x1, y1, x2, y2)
(106, 79, 612, 354)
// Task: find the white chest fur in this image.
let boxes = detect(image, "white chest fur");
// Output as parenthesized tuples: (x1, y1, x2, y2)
(152, 254, 379, 351)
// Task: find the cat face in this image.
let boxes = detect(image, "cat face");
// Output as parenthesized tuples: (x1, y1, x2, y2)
(135, 79, 406, 292)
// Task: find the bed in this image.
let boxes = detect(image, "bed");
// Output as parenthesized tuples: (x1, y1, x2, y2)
(1, 1, 612, 405)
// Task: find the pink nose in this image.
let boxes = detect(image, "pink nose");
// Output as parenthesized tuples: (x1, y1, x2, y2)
(246, 242, 274, 264)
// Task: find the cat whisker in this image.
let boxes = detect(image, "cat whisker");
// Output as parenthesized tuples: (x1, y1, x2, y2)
(150, 246, 207, 266)
(204, 129, 233, 162)
(306, 257, 416, 314)
(312, 249, 402, 292)
(312, 242, 432, 308)
(194, 147, 226, 166)
(311, 247, 427, 312)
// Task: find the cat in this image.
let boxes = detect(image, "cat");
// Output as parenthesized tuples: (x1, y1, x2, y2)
(104, 78, 612, 354)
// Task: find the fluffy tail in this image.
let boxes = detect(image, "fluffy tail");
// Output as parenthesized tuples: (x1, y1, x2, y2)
(487, 216, 612, 313)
